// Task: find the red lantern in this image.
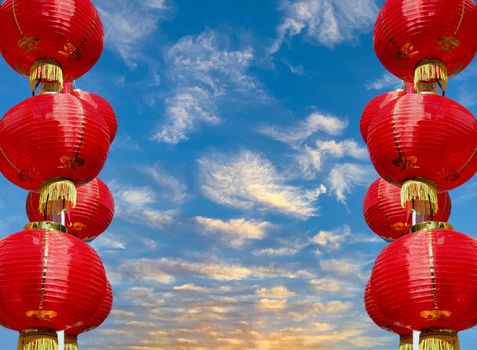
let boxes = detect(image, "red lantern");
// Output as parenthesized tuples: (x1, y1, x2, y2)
(365, 282, 412, 350)
(0, 0, 104, 92)
(0, 93, 111, 216)
(0, 222, 108, 350)
(367, 93, 477, 214)
(374, 0, 477, 92)
(363, 178, 451, 241)
(64, 281, 112, 350)
(369, 222, 477, 349)
(27, 178, 115, 241)
(71, 90, 117, 142)
(360, 89, 406, 143)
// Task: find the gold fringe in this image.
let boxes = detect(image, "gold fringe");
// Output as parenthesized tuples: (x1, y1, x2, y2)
(419, 329, 459, 350)
(64, 335, 78, 350)
(401, 180, 439, 216)
(30, 61, 63, 93)
(17, 329, 58, 350)
(39, 180, 77, 216)
(414, 60, 448, 93)
(400, 335, 413, 350)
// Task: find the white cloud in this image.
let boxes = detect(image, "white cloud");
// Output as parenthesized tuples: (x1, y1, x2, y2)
(297, 139, 368, 177)
(271, 0, 378, 53)
(118, 257, 312, 282)
(93, 232, 127, 250)
(252, 247, 301, 257)
(153, 30, 259, 144)
(320, 258, 367, 282)
(328, 163, 375, 204)
(96, 0, 172, 66)
(258, 112, 348, 145)
(365, 73, 401, 91)
(110, 181, 176, 229)
(256, 286, 296, 299)
(172, 284, 210, 293)
(311, 227, 348, 250)
(142, 165, 188, 204)
(310, 278, 360, 297)
(196, 216, 272, 248)
(198, 150, 327, 218)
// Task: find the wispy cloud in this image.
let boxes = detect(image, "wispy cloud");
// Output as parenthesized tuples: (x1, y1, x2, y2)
(153, 30, 261, 144)
(118, 257, 313, 283)
(142, 164, 188, 204)
(328, 163, 375, 204)
(97, 0, 173, 66)
(198, 149, 327, 218)
(258, 112, 348, 145)
(365, 72, 401, 91)
(110, 182, 175, 228)
(270, 0, 378, 53)
(196, 216, 272, 248)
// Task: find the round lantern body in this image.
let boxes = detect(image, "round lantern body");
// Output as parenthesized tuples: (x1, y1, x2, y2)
(369, 224, 477, 335)
(27, 178, 115, 241)
(0, 0, 104, 90)
(65, 281, 112, 350)
(360, 89, 406, 144)
(365, 282, 413, 350)
(0, 93, 110, 192)
(374, 0, 477, 90)
(71, 90, 117, 142)
(363, 178, 451, 241)
(367, 93, 477, 193)
(0, 225, 108, 345)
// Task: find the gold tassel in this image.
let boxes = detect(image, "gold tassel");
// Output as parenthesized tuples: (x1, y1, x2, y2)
(414, 60, 448, 93)
(401, 180, 439, 216)
(419, 329, 460, 350)
(17, 329, 58, 350)
(400, 334, 413, 350)
(64, 335, 78, 350)
(30, 61, 63, 93)
(39, 180, 77, 216)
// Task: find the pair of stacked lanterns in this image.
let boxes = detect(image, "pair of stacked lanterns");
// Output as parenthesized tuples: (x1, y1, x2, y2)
(362, 0, 477, 349)
(0, 0, 116, 349)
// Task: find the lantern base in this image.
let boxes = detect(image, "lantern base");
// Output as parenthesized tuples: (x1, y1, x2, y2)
(414, 60, 447, 93)
(401, 180, 438, 216)
(64, 334, 78, 350)
(18, 329, 58, 350)
(30, 61, 64, 93)
(39, 180, 77, 216)
(400, 334, 413, 350)
(419, 329, 459, 350)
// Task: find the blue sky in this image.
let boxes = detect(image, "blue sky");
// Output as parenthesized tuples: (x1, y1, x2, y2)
(1, 0, 477, 349)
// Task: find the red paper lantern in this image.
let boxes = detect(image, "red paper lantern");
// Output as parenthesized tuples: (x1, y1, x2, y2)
(369, 222, 477, 349)
(64, 281, 112, 350)
(365, 282, 412, 350)
(0, 93, 111, 215)
(360, 89, 406, 143)
(374, 0, 477, 92)
(367, 93, 477, 214)
(0, 0, 104, 92)
(27, 178, 115, 241)
(363, 178, 451, 241)
(71, 90, 117, 142)
(0, 223, 108, 349)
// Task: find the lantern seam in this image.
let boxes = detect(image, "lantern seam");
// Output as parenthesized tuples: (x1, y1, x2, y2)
(454, 0, 466, 36)
(391, 96, 404, 166)
(77, 8, 99, 55)
(379, 11, 407, 59)
(11, 0, 23, 37)
(427, 230, 439, 312)
(456, 144, 477, 176)
(83, 178, 100, 228)
(38, 230, 50, 311)
(72, 99, 86, 169)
